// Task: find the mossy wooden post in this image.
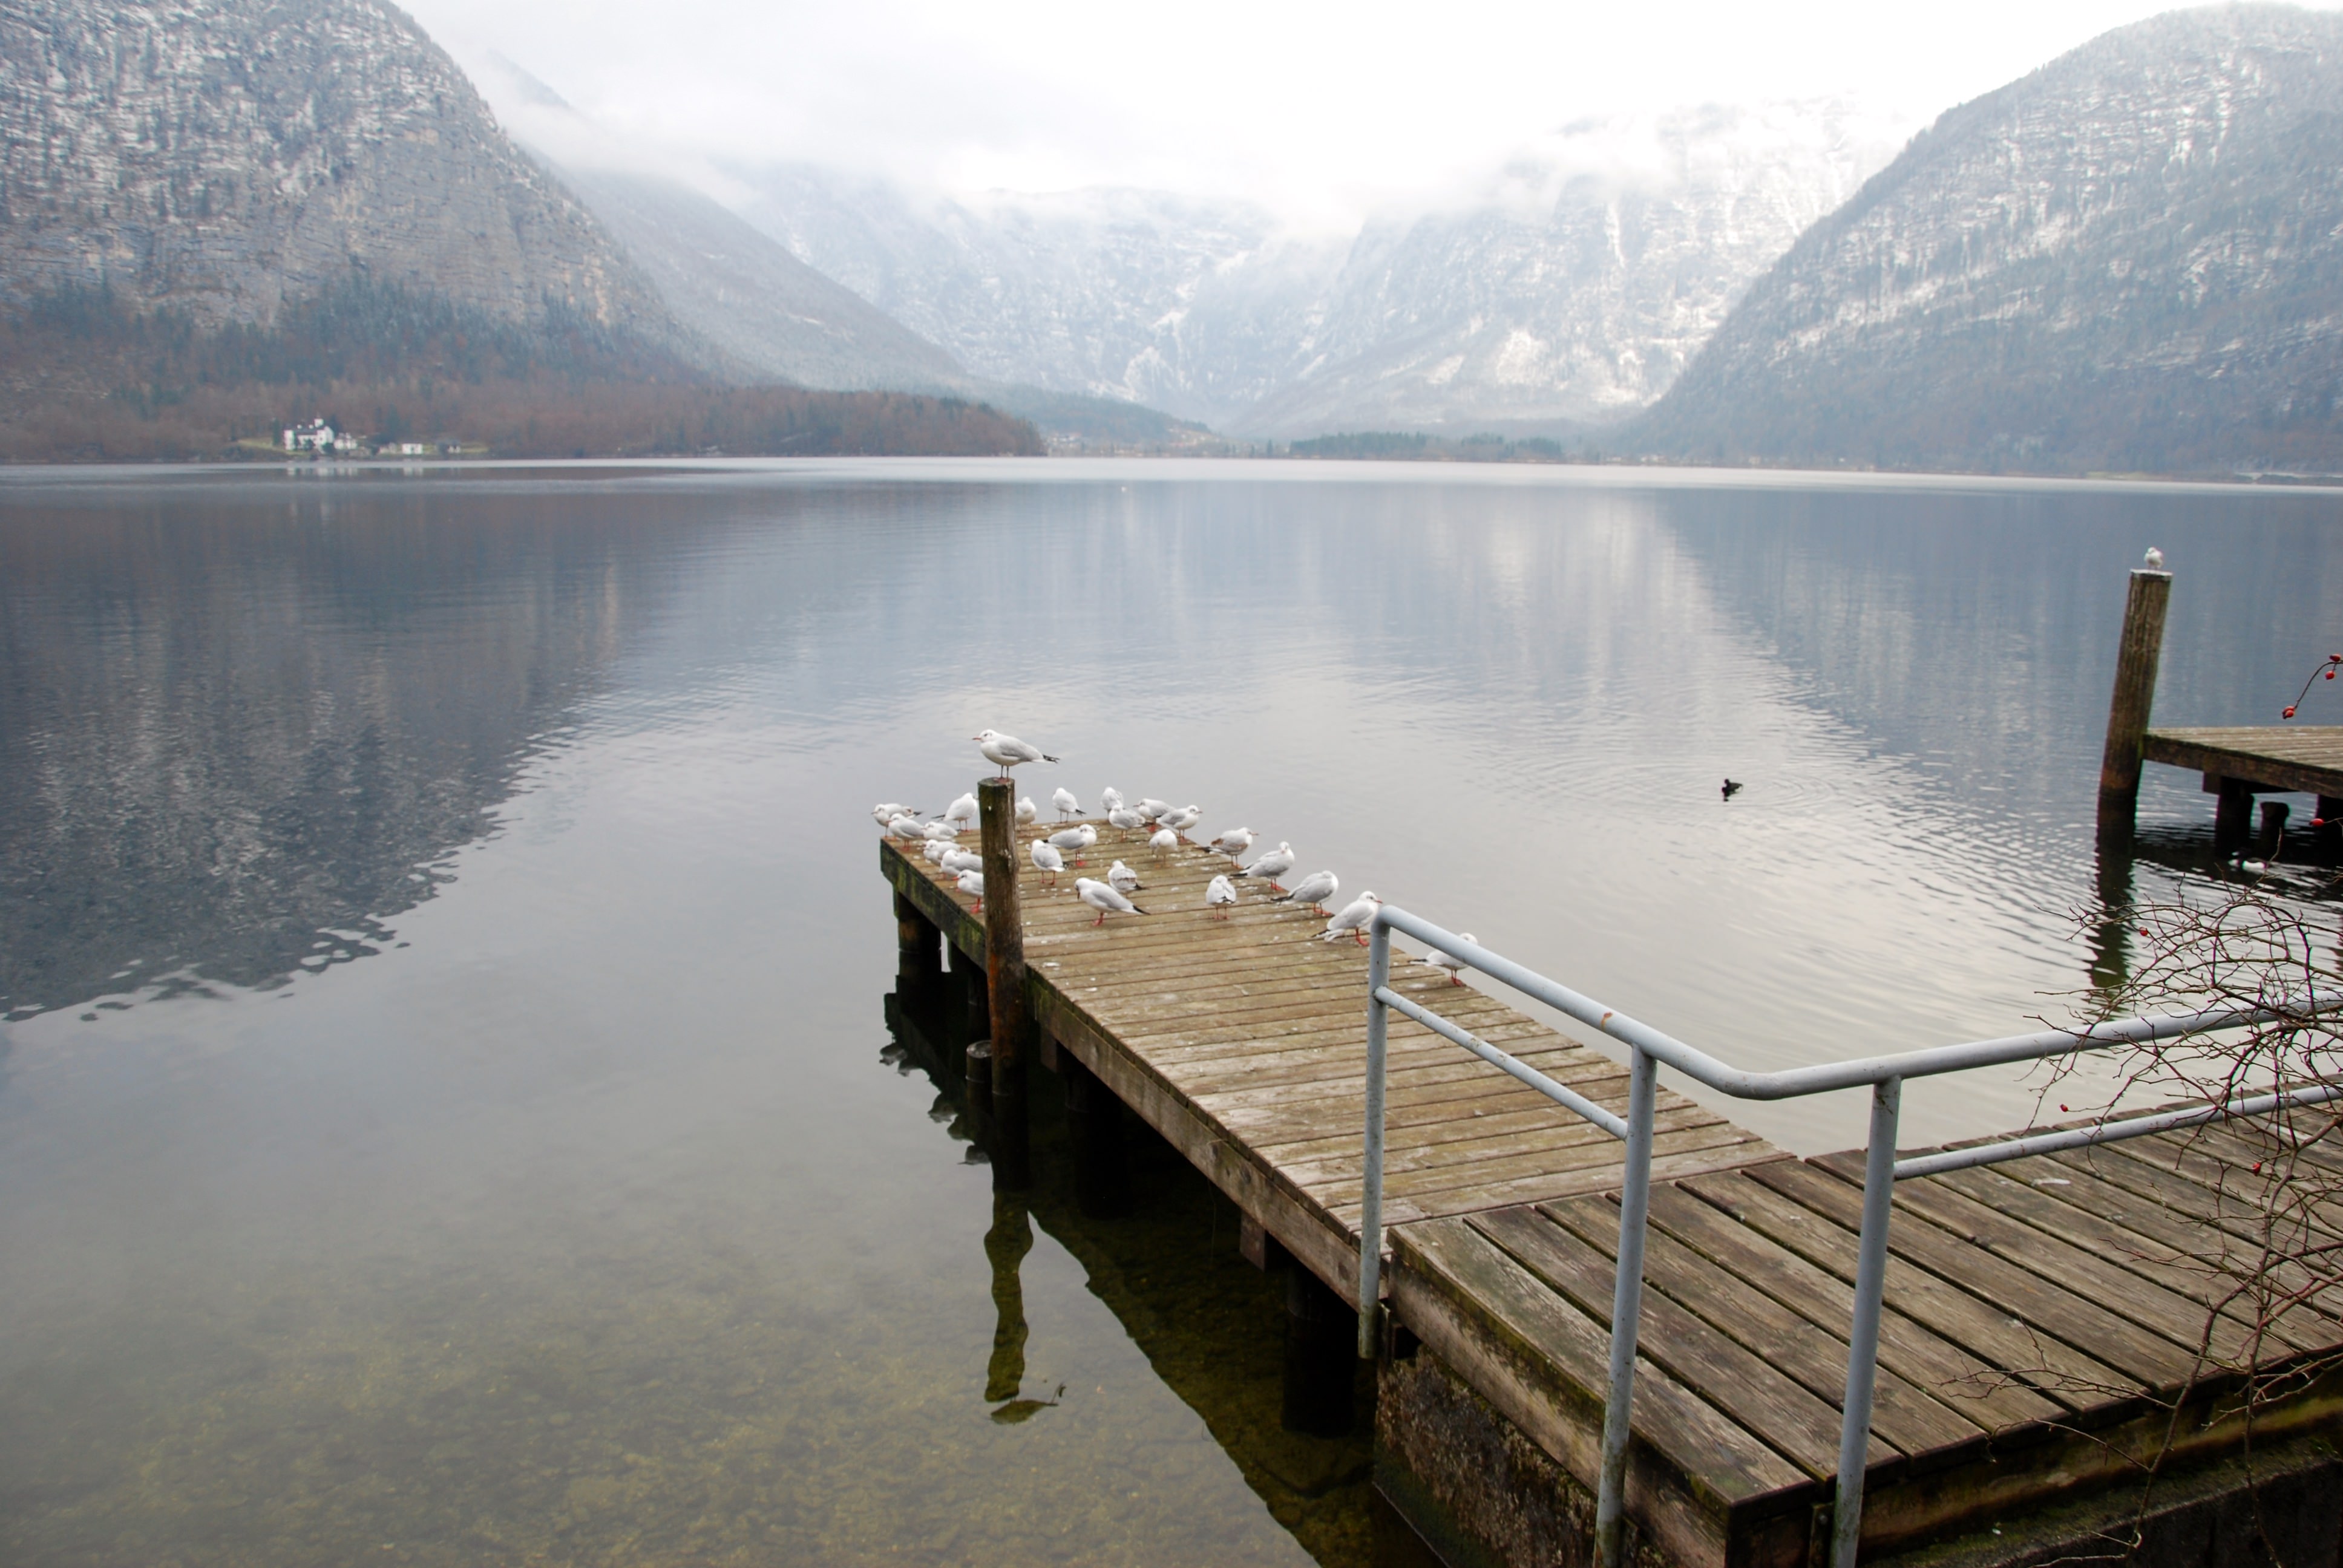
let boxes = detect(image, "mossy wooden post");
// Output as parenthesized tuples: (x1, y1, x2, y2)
(2096, 563, 2172, 844)
(894, 891, 939, 985)
(977, 779, 1031, 1189)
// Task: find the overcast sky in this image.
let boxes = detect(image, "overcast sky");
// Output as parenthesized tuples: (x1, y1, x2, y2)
(408, 0, 2339, 226)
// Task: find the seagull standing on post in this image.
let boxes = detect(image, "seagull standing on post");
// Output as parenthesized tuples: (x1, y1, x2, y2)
(975, 729, 1060, 779)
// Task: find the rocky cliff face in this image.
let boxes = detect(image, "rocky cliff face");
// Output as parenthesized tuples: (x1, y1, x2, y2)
(1636, 4, 2343, 472)
(551, 163, 968, 393)
(0, 0, 669, 336)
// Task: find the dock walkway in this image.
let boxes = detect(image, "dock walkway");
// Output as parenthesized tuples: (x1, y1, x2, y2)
(882, 824, 2343, 1567)
(883, 822, 1782, 1300)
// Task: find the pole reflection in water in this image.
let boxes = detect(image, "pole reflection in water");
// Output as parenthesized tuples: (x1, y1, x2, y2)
(880, 962, 1437, 1566)
(2089, 838, 2137, 995)
(983, 1195, 1043, 1414)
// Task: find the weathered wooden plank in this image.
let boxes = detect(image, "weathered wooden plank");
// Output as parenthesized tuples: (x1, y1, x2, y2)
(1964, 1156, 2343, 1332)
(2143, 725, 2343, 799)
(1747, 1161, 2198, 1390)
(1473, 1205, 1895, 1481)
(1924, 1163, 2335, 1353)
(1332, 1141, 1789, 1230)
(1682, 1171, 2137, 1413)
(1813, 1152, 2281, 1364)
(1642, 1183, 2061, 1433)
(1539, 1194, 1991, 1461)
(1394, 1216, 1811, 1506)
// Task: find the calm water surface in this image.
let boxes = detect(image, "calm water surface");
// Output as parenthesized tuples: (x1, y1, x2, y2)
(2, 459, 2339, 1565)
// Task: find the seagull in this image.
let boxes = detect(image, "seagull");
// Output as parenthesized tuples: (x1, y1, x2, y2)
(1721, 779, 1743, 802)
(922, 837, 953, 865)
(941, 848, 982, 875)
(1031, 840, 1065, 884)
(1205, 874, 1237, 917)
(1075, 876, 1148, 925)
(887, 815, 927, 842)
(2145, 546, 2164, 569)
(1238, 842, 1296, 890)
(1046, 823, 1098, 865)
(922, 819, 960, 841)
(1159, 805, 1202, 838)
(1210, 827, 1256, 858)
(1272, 870, 1339, 915)
(1136, 798, 1172, 823)
(872, 802, 919, 826)
(1107, 806, 1147, 834)
(1422, 934, 1476, 985)
(1101, 786, 1125, 812)
(1015, 796, 1038, 826)
(975, 729, 1060, 778)
(1149, 828, 1179, 854)
(1108, 860, 1143, 894)
(944, 792, 980, 834)
(955, 867, 985, 912)
(1320, 892, 1382, 946)
(1052, 786, 1080, 821)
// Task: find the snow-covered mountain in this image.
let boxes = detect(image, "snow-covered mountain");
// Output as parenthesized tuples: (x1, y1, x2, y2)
(1635, 4, 2343, 473)
(735, 171, 1343, 425)
(727, 102, 1902, 434)
(1244, 103, 1900, 434)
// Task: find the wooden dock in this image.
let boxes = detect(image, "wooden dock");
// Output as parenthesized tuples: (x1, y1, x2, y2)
(882, 824, 2343, 1568)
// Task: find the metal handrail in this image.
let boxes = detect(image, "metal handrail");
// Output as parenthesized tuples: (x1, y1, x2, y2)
(1358, 903, 2327, 1568)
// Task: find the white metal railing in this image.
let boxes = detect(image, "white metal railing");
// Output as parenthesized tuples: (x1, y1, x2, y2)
(1358, 903, 2335, 1568)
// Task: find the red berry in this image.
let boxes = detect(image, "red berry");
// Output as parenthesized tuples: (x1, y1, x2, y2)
(2285, 707, 2298, 718)
(2060, 1105, 2069, 1113)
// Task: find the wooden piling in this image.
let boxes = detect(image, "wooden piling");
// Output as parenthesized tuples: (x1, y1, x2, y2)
(2259, 799, 2291, 860)
(2096, 564, 2173, 843)
(2215, 777, 2253, 854)
(977, 779, 1031, 1189)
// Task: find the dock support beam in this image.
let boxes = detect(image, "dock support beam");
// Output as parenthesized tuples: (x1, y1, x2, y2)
(1283, 1267, 1355, 1437)
(977, 779, 1031, 1190)
(2096, 564, 2172, 844)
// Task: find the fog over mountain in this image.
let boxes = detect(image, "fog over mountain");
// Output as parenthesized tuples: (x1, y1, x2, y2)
(717, 103, 1901, 434)
(1636, 3, 2343, 472)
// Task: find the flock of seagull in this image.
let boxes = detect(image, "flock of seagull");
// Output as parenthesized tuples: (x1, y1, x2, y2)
(865, 728, 1478, 982)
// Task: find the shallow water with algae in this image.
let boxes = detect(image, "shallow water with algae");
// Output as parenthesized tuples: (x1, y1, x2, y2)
(1, 459, 2338, 1564)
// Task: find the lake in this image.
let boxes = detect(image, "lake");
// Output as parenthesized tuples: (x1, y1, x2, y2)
(2, 458, 2338, 1565)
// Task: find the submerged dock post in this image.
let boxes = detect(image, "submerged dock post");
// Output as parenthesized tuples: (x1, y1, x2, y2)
(977, 779, 1031, 1189)
(2096, 559, 2172, 844)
